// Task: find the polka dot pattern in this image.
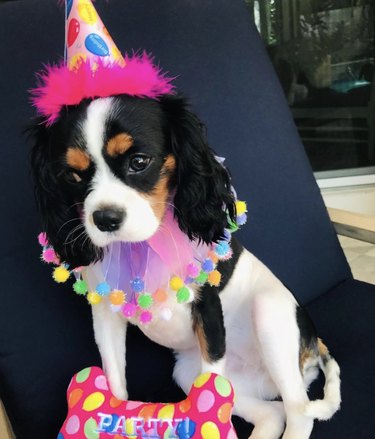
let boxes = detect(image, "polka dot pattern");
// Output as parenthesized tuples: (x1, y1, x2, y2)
(59, 366, 237, 438)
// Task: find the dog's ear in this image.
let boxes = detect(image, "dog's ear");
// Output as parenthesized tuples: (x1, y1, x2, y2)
(160, 95, 235, 244)
(28, 118, 101, 267)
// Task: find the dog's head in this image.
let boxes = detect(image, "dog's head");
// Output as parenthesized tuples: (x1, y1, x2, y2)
(29, 94, 235, 268)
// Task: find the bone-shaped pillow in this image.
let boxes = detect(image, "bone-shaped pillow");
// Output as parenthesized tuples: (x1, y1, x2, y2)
(58, 366, 238, 438)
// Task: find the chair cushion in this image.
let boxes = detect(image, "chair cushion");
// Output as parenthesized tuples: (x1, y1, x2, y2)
(0, 0, 356, 438)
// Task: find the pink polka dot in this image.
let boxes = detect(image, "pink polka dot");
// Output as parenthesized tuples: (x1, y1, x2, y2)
(65, 414, 80, 435)
(126, 401, 144, 410)
(95, 374, 109, 390)
(197, 389, 215, 413)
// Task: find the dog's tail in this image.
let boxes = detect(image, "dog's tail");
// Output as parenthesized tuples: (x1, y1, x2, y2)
(304, 338, 341, 421)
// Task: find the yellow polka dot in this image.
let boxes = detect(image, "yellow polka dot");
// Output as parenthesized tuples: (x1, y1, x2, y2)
(125, 419, 135, 435)
(193, 373, 211, 388)
(201, 421, 220, 439)
(83, 392, 105, 412)
(157, 404, 175, 420)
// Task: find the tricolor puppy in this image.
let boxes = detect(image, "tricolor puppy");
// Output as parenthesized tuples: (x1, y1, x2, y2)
(30, 93, 340, 439)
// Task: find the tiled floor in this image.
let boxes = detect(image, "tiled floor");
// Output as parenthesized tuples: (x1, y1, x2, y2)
(339, 235, 375, 284)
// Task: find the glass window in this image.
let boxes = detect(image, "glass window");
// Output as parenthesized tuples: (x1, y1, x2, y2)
(246, 1, 375, 184)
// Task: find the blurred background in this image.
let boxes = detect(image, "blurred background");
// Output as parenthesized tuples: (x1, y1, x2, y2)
(246, 0, 375, 283)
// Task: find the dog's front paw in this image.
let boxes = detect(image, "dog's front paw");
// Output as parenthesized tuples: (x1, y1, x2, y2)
(107, 373, 128, 401)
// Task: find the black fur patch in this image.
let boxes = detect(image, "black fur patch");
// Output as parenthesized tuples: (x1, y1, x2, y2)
(191, 238, 243, 363)
(296, 304, 318, 354)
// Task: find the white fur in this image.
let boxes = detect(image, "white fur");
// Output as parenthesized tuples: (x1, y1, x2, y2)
(83, 98, 341, 439)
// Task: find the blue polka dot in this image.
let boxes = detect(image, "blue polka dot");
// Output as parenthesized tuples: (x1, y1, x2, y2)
(176, 418, 196, 439)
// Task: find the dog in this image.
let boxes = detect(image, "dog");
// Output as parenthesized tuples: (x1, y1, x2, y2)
(30, 93, 341, 439)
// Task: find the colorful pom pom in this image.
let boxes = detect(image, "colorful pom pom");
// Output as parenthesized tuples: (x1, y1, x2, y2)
(42, 247, 59, 264)
(208, 251, 219, 264)
(87, 291, 102, 305)
(73, 279, 88, 295)
(38, 232, 49, 247)
(187, 263, 200, 278)
(235, 200, 247, 216)
(208, 270, 222, 287)
(139, 311, 153, 324)
(170, 276, 184, 291)
(96, 282, 111, 296)
(195, 271, 208, 284)
(215, 241, 231, 257)
(153, 288, 168, 303)
(122, 303, 137, 318)
(236, 213, 247, 226)
(131, 277, 144, 293)
(202, 258, 214, 273)
(109, 290, 126, 306)
(137, 293, 153, 309)
(177, 287, 191, 303)
(53, 265, 70, 283)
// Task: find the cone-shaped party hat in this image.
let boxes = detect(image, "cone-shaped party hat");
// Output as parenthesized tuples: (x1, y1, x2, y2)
(32, 0, 174, 125)
(65, 0, 125, 70)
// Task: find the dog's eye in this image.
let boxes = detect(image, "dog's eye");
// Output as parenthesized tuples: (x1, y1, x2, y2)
(129, 154, 151, 173)
(65, 171, 83, 184)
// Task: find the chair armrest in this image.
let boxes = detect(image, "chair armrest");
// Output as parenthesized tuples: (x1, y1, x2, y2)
(327, 207, 375, 244)
(0, 401, 14, 439)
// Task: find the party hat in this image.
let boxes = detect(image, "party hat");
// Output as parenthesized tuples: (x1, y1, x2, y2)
(65, 0, 125, 70)
(32, 0, 174, 125)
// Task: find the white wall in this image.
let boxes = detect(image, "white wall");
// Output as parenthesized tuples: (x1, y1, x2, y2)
(321, 184, 375, 216)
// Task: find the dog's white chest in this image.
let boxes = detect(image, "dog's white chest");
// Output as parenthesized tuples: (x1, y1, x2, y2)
(129, 295, 196, 350)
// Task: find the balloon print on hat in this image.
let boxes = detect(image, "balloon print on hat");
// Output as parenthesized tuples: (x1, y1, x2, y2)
(68, 18, 80, 47)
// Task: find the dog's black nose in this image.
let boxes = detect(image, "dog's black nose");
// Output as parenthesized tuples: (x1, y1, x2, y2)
(93, 208, 124, 232)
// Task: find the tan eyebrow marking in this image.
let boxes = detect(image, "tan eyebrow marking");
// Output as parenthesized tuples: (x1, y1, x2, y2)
(145, 154, 176, 221)
(106, 133, 134, 157)
(66, 147, 91, 171)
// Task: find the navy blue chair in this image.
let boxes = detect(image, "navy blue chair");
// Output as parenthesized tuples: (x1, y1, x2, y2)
(1, 1, 374, 438)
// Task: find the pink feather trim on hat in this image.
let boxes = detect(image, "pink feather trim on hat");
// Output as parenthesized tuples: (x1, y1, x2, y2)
(31, 53, 175, 125)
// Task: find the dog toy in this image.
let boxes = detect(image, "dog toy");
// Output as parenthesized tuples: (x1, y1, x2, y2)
(58, 366, 238, 439)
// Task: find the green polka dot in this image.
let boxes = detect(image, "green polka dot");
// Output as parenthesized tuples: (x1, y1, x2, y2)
(177, 287, 190, 303)
(214, 375, 231, 397)
(76, 367, 91, 383)
(164, 427, 173, 439)
(84, 417, 99, 439)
